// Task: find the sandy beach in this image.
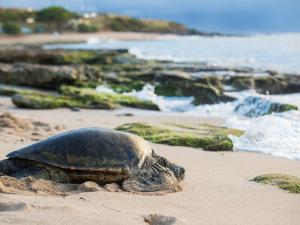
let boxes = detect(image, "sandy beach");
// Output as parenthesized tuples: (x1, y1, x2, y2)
(0, 32, 177, 45)
(0, 95, 300, 225)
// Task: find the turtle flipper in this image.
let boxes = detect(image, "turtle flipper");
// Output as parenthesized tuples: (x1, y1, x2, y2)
(10, 166, 51, 180)
(0, 160, 4, 176)
(122, 163, 182, 193)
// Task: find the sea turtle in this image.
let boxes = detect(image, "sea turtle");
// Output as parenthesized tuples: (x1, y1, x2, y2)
(0, 128, 185, 192)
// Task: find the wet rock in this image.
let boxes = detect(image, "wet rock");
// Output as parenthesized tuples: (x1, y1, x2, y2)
(227, 75, 300, 94)
(0, 63, 101, 90)
(0, 48, 130, 65)
(152, 71, 233, 104)
(11, 86, 159, 111)
(234, 96, 298, 117)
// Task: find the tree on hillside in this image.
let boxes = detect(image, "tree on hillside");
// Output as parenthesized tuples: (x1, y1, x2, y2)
(36, 6, 75, 32)
(2, 22, 21, 35)
(0, 8, 34, 23)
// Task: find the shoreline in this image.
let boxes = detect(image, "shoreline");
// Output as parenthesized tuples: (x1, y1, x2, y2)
(0, 32, 179, 45)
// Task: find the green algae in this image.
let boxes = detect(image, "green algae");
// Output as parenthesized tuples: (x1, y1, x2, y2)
(116, 122, 243, 151)
(59, 86, 159, 111)
(252, 174, 300, 193)
(9, 85, 159, 110)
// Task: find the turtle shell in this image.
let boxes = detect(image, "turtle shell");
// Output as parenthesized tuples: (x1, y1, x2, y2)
(7, 128, 152, 172)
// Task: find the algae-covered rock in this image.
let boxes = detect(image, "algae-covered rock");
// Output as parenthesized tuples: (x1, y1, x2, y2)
(252, 174, 300, 193)
(116, 122, 243, 151)
(0, 63, 102, 90)
(0, 84, 27, 96)
(228, 76, 255, 91)
(12, 91, 119, 110)
(227, 75, 300, 94)
(152, 71, 234, 104)
(235, 96, 298, 117)
(0, 49, 133, 65)
(12, 93, 72, 109)
(60, 86, 159, 111)
(0, 84, 53, 97)
(11, 86, 159, 111)
(203, 140, 233, 151)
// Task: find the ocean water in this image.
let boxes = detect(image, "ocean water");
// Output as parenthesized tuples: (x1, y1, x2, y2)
(46, 33, 300, 160)
(46, 33, 300, 73)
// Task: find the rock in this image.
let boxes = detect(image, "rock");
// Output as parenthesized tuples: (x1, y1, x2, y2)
(11, 86, 160, 111)
(0, 48, 130, 65)
(203, 140, 233, 151)
(144, 214, 184, 225)
(70, 107, 81, 112)
(227, 75, 255, 91)
(116, 113, 134, 117)
(11, 93, 75, 109)
(234, 96, 298, 117)
(0, 63, 101, 90)
(152, 71, 234, 104)
(116, 122, 243, 151)
(227, 75, 300, 94)
(60, 86, 160, 111)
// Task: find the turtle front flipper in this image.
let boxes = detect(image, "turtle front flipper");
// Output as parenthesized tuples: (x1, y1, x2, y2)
(122, 163, 182, 193)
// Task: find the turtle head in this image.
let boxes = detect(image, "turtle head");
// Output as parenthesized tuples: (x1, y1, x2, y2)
(152, 151, 185, 181)
(168, 163, 185, 181)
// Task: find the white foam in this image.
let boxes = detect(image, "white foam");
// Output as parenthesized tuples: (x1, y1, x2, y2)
(95, 85, 116, 94)
(228, 111, 300, 160)
(86, 37, 100, 44)
(124, 84, 194, 112)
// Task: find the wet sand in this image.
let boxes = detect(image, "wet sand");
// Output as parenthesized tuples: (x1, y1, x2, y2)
(0, 96, 300, 225)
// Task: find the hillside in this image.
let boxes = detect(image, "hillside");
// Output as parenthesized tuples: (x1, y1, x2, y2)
(0, 7, 209, 35)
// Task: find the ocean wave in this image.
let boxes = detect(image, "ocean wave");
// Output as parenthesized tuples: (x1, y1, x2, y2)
(228, 111, 300, 160)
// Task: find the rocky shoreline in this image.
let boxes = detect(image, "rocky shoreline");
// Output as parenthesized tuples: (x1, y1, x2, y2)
(0, 47, 299, 107)
(0, 46, 298, 152)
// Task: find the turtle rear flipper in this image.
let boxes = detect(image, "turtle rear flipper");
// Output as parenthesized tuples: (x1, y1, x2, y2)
(0, 159, 17, 176)
(122, 164, 182, 193)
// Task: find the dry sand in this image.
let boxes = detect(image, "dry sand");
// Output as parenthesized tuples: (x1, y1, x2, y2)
(0, 32, 177, 45)
(0, 95, 300, 225)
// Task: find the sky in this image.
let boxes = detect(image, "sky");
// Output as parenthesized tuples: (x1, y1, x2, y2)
(0, 0, 299, 33)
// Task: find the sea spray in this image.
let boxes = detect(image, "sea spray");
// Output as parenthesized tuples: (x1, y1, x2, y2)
(228, 111, 300, 160)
